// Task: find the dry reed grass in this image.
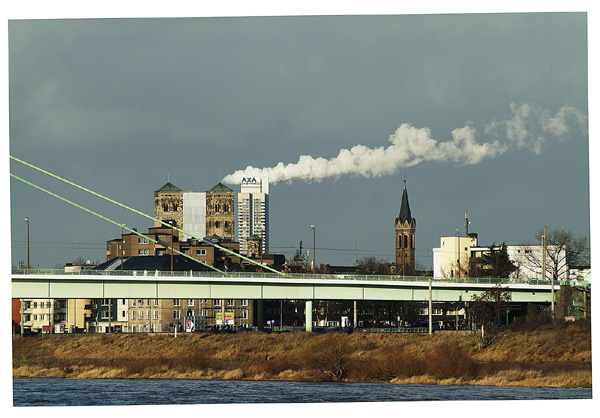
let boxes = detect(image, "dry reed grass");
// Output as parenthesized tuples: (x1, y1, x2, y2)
(13, 323, 591, 388)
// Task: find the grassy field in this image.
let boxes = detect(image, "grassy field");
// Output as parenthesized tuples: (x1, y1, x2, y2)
(12, 320, 591, 388)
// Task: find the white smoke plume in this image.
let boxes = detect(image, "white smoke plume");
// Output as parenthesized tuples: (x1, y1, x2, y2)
(222, 103, 587, 185)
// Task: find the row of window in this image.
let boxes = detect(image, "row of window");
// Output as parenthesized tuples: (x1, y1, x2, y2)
(208, 220, 231, 229)
(24, 301, 65, 309)
(25, 313, 66, 322)
(398, 234, 415, 249)
(129, 309, 249, 321)
(211, 203, 232, 213)
(129, 299, 249, 307)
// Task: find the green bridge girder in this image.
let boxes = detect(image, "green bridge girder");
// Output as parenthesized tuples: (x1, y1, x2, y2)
(11, 273, 559, 303)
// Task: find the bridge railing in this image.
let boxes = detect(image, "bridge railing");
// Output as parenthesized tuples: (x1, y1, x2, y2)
(10, 267, 580, 287)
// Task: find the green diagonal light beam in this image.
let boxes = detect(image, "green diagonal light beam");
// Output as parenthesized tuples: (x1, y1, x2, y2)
(10, 173, 229, 276)
(10, 155, 288, 277)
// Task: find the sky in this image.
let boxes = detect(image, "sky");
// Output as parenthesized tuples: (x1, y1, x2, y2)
(5, 5, 593, 272)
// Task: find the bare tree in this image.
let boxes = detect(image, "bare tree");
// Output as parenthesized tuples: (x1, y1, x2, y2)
(470, 285, 512, 327)
(356, 256, 390, 274)
(520, 228, 589, 281)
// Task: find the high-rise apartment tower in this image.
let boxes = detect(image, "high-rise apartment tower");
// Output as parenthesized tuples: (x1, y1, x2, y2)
(237, 177, 269, 255)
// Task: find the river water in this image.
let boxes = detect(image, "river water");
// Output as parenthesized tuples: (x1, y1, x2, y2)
(12, 378, 591, 407)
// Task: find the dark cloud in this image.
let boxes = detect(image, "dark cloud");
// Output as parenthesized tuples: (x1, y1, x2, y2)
(8, 13, 589, 268)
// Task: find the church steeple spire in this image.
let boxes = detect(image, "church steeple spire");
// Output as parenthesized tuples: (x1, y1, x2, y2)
(399, 179, 413, 222)
(395, 177, 416, 275)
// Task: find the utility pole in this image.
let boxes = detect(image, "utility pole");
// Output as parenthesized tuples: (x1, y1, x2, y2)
(543, 225, 554, 316)
(428, 276, 433, 335)
(456, 229, 461, 279)
(25, 217, 30, 270)
(121, 224, 125, 270)
(311, 225, 316, 274)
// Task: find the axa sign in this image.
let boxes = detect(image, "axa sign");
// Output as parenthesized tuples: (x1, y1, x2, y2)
(241, 177, 258, 184)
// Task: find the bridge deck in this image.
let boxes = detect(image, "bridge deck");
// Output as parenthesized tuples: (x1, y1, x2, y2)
(12, 270, 562, 303)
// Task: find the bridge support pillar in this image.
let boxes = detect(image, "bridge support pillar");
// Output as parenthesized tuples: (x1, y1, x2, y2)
(257, 300, 264, 332)
(305, 300, 313, 332)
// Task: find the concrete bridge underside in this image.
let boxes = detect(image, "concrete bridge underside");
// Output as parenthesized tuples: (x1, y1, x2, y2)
(12, 274, 558, 332)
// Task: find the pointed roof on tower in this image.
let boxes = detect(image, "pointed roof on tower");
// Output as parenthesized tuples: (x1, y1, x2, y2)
(398, 180, 413, 222)
(155, 182, 182, 193)
(208, 182, 234, 192)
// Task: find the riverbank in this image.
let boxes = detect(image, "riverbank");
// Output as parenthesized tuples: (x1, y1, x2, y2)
(12, 320, 591, 388)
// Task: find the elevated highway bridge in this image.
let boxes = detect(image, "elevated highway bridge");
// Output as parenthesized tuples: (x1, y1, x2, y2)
(13, 269, 563, 332)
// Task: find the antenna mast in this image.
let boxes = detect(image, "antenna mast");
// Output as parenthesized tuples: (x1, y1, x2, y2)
(465, 211, 470, 236)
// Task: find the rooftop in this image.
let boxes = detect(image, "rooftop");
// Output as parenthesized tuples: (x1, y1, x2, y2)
(155, 182, 182, 193)
(208, 183, 234, 192)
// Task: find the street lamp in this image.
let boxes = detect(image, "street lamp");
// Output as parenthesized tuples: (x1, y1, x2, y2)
(24, 217, 30, 270)
(456, 229, 460, 279)
(121, 224, 126, 270)
(311, 225, 316, 274)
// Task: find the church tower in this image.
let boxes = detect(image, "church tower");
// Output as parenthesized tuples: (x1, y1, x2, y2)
(154, 182, 184, 237)
(395, 180, 416, 275)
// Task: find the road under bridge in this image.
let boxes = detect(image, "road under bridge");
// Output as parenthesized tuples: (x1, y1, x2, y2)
(12, 270, 560, 331)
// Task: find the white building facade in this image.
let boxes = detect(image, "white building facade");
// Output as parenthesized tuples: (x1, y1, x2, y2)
(432, 234, 479, 279)
(432, 234, 568, 281)
(237, 177, 269, 255)
(182, 191, 207, 240)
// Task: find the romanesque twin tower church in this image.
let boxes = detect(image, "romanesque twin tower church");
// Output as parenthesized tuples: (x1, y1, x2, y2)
(395, 180, 416, 275)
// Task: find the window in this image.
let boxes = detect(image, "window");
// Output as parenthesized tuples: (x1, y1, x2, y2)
(139, 310, 143, 320)
(139, 249, 149, 255)
(432, 308, 443, 315)
(33, 314, 38, 321)
(146, 299, 150, 307)
(102, 299, 110, 306)
(196, 249, 206, 256)
(173, 310, 181, 320)
(33, 302, 38, 309)
(227, 299, 235, 306)
(139, 237, 149, 244)
(138, 299, 143, 306)
(241, 299, 248, 307)
(147, 310, 150, 320)
(132, 300, 136, 307)
(214, 299, 222, 306)
(153, 299, 159, 307)
(173, 299, 181, 307)
(102, 311, 109, 319)
(187, 299, 194, 306)
(241, 310, 248, 320)
(153, 310, 159, 320)
(40, 301, 44, 309)
(131, 311, 136, 320)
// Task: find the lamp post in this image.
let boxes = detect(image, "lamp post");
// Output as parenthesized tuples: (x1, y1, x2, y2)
(311, 225, 316, 274)
(25, 217, 30, 270)
(456, 229, 460, 279)
(121, 224, 125, 270)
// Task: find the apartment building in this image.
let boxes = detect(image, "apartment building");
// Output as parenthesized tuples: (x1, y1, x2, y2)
(237, 177, 269, 255)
